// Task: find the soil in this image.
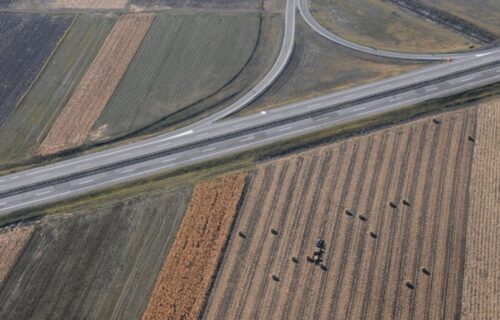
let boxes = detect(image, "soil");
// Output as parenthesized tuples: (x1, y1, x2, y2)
(204, 108, 477, 319)
(141, 172, 246, 320)
(0, 226, 33, 285)
(37, 13, 153, 156)
(49, 0, 128, 9)
(461, 100, 500, 319)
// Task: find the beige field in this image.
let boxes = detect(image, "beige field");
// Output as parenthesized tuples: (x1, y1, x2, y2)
(37, 14, 153, 156)
(0, 226, 34, 285)
(461, 101, 500, 319)
(50, 0, 128, 9)
(205, 108, 477, 319)
(142, 173, 246, 320)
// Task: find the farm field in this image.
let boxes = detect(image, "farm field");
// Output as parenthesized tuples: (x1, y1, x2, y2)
(0, 226, 33, 285)
(421, 0, 500, 35)
(239, 15, 423, 115)
(461, 100, 500, 319)
(130, 0, 261, 10)
(309, 0, 481, 53)
(0, 186, 190, 320)
(205, 108, 477, 319)
(0, 14, 116, 168)
(90, 12, 260, 143)
(0, 12, 73, 127)
(1, 0, 128, 9)
(142, 173, 246, 320)
(38, 13, 154, 156)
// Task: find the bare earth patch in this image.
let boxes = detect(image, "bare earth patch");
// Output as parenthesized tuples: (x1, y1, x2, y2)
(49, 0, 128, 9)
(141, 172, 246, 320)
(461, 100, 500, 319)
(37, 13, 153, 156)
(0, 226, 34, 285)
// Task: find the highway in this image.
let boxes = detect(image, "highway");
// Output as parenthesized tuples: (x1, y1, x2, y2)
(298, 0, 498, 61)
(1, 0, 500, 216)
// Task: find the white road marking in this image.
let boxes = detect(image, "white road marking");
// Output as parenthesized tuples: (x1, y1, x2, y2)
(36, 190, 52, 196)
(240, 136, 255, 142)
(425, 86, 439, 92)
(315, 116, 330, 122)
(77, 179, 94, 185)
(460, 76, 476, 82)
(260, 110, 267, 115)
(389, 96, 403, 102)
(277, 126, 292, 132)
(0, 202, 6, 206)
(475, 52, 493, 57)
(158, 130, 193, 142)
(10, 176, 19, 180)
(161, 157, 176, 163)
(119, 168, 136, 174)
(203, 147, 216, 152)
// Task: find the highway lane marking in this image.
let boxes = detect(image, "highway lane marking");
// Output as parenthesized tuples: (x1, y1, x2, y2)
(260, 111, 267, 115)
(77, 179, 94, 185)
(460, 76, 477, 82)
(315, 116, 330, 122)
(425, 86, 439, 92)
(0, 202, 6, 206)
(10, 176, 20, 180)
(35, 190, 52, 196)
(240, 136, 255, 142)
(161, 157, 176, 163)
(277, 126, 292, 132)
(203, 147, 216, 152)
(119, 168, 136, 174)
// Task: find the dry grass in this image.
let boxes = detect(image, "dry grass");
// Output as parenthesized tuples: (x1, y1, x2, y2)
(205, 108, 477, 319)
(141, 172, 246, 320)
(37, 14, 153, 156)
(461, 100, 500, 319)
(49, 0, 128, 9)
(0, 226, 34, 285)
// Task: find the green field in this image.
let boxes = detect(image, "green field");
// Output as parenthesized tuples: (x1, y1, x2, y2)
(0, 14, 116, 169)
(309, 0, 480, 53)
(239, 15, 424, 115)
(89, 12, 260, 143)
(0, 186, 190, 320)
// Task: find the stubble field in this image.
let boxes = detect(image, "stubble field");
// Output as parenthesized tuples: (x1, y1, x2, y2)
(461, 101, 500, 319)
(0, 187, 190, 320)
(205, 108, 477, 319)
(142, 173, 246, 320)
(0, 226, 33, 285)
(0, 12, 73, 127)
(0, 14, 116, 167)
(37, 13, 154, 156)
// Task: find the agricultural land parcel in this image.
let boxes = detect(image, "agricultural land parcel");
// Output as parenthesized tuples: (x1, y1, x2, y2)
(0, 12, 72, 127)
(206, 108, 478, 319)
(421, 0, 500, 35)
(130, 0, 261, 10)
(0, 226, 33, 285)
(0, 187, 190, 320)
(309, 0, 481, 53)
(142, 173, 246, 320)
(0, 14, 116, 167)
(240, 14, 424, 115)
(461, 101, 500, 319)
(90, 12, 260, 142)
(0, 0, 128, 9)
(38, 13, 154, 156)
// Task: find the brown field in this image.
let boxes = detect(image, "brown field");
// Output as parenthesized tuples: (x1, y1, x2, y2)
(49, 0, 128, 9)
(142, 173, 246, 320)
(0, 226, 33, 285)
(205, 108, 477, 319)
(461, 101, 500, 319)
(37, 14, 153, 156)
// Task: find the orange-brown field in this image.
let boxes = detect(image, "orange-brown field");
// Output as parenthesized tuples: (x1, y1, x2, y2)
(38, 14, 153, 156)
(141, 173, 246, 320)
(461, 101, 500, 319)
(0, 226, 34, 285)
(204, 108, 477, 319)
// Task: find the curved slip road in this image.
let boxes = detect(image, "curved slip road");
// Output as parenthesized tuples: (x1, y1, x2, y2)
(1, 50, 500, 215)
(298, 0, 499, 61)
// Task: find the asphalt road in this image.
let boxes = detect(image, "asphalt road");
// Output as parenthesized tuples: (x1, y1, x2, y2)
(1, 49, 500, 215)
(298, 0, 498, 61)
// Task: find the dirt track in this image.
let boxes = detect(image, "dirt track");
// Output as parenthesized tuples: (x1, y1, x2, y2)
(38, 14, 153, 156)
(204, 109, 477, 319)
(142, 173, 246, 320)
(461, 101, 500, 319)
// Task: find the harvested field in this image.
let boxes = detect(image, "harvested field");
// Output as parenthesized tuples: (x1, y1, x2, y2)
(91, 12, 260, 143)
(0, 12, 73, 127)
(309, 0, 480, 53)
(421, 0, 500, 35)
(461, 101, 500, 319)
(0, 226, 33, 285)
(2, 0, 128, 9)
(142, 173, 246, 320)
(37, 14, 153, 156)
(240, 15, 423, 115)
(0, 187, 190, 320)
(130, 0, 261, 10)
(0, 14, 116, 167)
(205, 108, 477, 319)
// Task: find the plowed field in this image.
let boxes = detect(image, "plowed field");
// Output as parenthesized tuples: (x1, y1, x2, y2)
(0, 226, 33, 285)
(205, 108, 477, 319)
(37, 13, 153, 156)
(142, 173, 246, 320)
(461, 101, 500, 319)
